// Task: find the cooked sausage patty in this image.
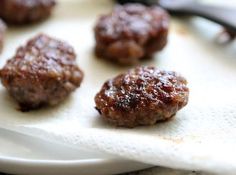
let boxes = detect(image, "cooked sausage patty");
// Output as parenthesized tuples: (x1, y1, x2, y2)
(0, 0, 56, 24)
(94, 4, 169, 65)
(95, 66, 189, 127)
(0, 19, 6, 53)
(0, 34, 83, 111)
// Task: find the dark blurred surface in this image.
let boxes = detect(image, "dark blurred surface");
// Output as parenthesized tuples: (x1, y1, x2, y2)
(115, 0, 157, 5)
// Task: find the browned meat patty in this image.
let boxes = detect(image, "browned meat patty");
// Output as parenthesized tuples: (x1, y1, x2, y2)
(95, 66, 189, 128)
(0, 0, 56, 24)
(0, 19, 6, 53)
(94, 4, 169, 65)
(0, 34, 84, 111)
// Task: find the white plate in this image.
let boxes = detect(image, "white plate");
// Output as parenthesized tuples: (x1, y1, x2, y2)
(1, 0, 236, 174)
(0, 128, 151, 175)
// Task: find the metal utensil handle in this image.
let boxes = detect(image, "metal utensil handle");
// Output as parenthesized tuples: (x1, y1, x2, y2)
(167, 2, 236, 33)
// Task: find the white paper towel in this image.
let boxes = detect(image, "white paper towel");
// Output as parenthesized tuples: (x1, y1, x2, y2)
(0, 0, 236, 174)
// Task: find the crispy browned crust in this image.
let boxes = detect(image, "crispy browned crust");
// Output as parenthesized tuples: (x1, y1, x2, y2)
(95, 66, 189, 128)
(0, 34, 83, 111)
(94, 4, 169, 65)
(0, 0, 56, 24)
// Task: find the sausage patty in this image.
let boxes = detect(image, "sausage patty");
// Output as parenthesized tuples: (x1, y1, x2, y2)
(0, 34, 83, 111)
(0, 0, 56, 24)
(94, 4, 169, 65)
(95, 66, 189, 127)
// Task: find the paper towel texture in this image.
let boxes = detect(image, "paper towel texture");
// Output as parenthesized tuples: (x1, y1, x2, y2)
(0, 0, 236, 174)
